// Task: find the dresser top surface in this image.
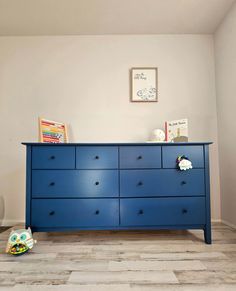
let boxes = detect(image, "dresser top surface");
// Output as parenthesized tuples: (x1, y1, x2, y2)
(22, 142, 213, 146)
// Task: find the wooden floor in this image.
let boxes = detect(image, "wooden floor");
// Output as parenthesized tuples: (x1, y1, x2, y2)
(0, 223, 236, 290)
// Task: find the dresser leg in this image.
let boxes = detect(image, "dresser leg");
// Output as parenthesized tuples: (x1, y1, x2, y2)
(204, 227, 212, 244)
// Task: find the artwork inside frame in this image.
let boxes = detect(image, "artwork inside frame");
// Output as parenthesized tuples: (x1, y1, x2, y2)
(38, 117, 68, 143)
(130, 67, 158, 102)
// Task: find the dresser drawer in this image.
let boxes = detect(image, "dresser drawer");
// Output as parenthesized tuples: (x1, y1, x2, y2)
(31, 199, 119, 228)
(76, 146, 118, 169)
(162, 146, 204, 168)
(32, 146, 75, 169)
(32, 170, 119, 198)
(120, 169, 205, 197)
(120, 146, 161, 169)
(120, 197, 206, 226)
(120, 170, 162, 197)
(161, 169, 205, 196)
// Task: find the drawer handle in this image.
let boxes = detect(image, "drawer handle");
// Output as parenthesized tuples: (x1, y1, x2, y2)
(182, 209, 188, 214)
(95, 156, 100, 160)
(137, 156, 142, 160)
(95, 181, 100, 186)
(181, 181, 187, 185)
(50, 182, 55, 186)
(95, 210, 100, 215)
(138, 181, 143, 186)
(49, 211, 55, 216)
(138, 209, 144, 215)
(50, 156, 55, 160)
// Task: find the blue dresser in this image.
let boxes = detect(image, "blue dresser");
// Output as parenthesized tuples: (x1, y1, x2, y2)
(23, 142, 212, 244)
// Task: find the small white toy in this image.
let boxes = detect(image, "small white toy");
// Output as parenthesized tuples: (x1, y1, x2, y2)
(149, 129, 165, 142)
(176, 155, 193, 171)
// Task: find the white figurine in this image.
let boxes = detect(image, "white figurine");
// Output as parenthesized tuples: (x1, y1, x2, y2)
(150, 129, 165, 142)
(178, 158, 193, 171)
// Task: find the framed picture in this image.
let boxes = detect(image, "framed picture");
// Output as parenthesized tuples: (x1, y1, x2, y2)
(38, 118, 68, 143)
(130, 67, 158, 102)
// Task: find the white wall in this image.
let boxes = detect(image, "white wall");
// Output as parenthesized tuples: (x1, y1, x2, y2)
(215, 2, 236, 227)
(0, 35, 220, 225)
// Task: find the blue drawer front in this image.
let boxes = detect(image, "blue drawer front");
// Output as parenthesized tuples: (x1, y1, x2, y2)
(31, 199, 119, 228)
(120, 146, 161, 169)
(32, 170, 119, 198)
(120, 170, 162, 197)
(32, 146, 75, 169)
(120, 169, 205, 197)
(161, 169, 205, 196)
(120, 197, 206, 226)
(162, 146, 204, 168)
(76, 146, 118, 169)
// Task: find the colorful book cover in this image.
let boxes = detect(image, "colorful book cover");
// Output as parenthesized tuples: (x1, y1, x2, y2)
(165, 118, 188, 142)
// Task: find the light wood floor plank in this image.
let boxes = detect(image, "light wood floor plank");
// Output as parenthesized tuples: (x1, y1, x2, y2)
(108, 260, 206, 271)
(68, 270, 178, 284)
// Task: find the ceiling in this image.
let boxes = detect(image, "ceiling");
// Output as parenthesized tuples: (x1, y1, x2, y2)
(0, 0, 235, 35)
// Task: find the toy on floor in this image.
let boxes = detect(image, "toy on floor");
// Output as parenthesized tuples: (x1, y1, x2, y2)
(176, 155, 193, 171)
(6, 227, 37, 255)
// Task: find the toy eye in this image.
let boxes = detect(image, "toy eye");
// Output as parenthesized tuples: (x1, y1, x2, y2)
(11, 234, 17, 242)
(20, 234, 27, 241)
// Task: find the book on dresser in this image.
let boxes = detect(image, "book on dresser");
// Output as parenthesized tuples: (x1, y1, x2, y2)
(165, 118, 188, 142)
(22, 141, 212, 244)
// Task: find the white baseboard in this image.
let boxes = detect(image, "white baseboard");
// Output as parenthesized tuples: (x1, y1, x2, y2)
(211, 218, 236, 229)
(221, 219, 236, 229)
(1, 219, 235, 229)
(1, 219, 25, 227)
(211, 219, 221, 223)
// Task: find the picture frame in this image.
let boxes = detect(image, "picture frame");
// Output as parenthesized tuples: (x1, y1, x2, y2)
(38, 117, 68, 143)
(130, 67, 158, 102)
